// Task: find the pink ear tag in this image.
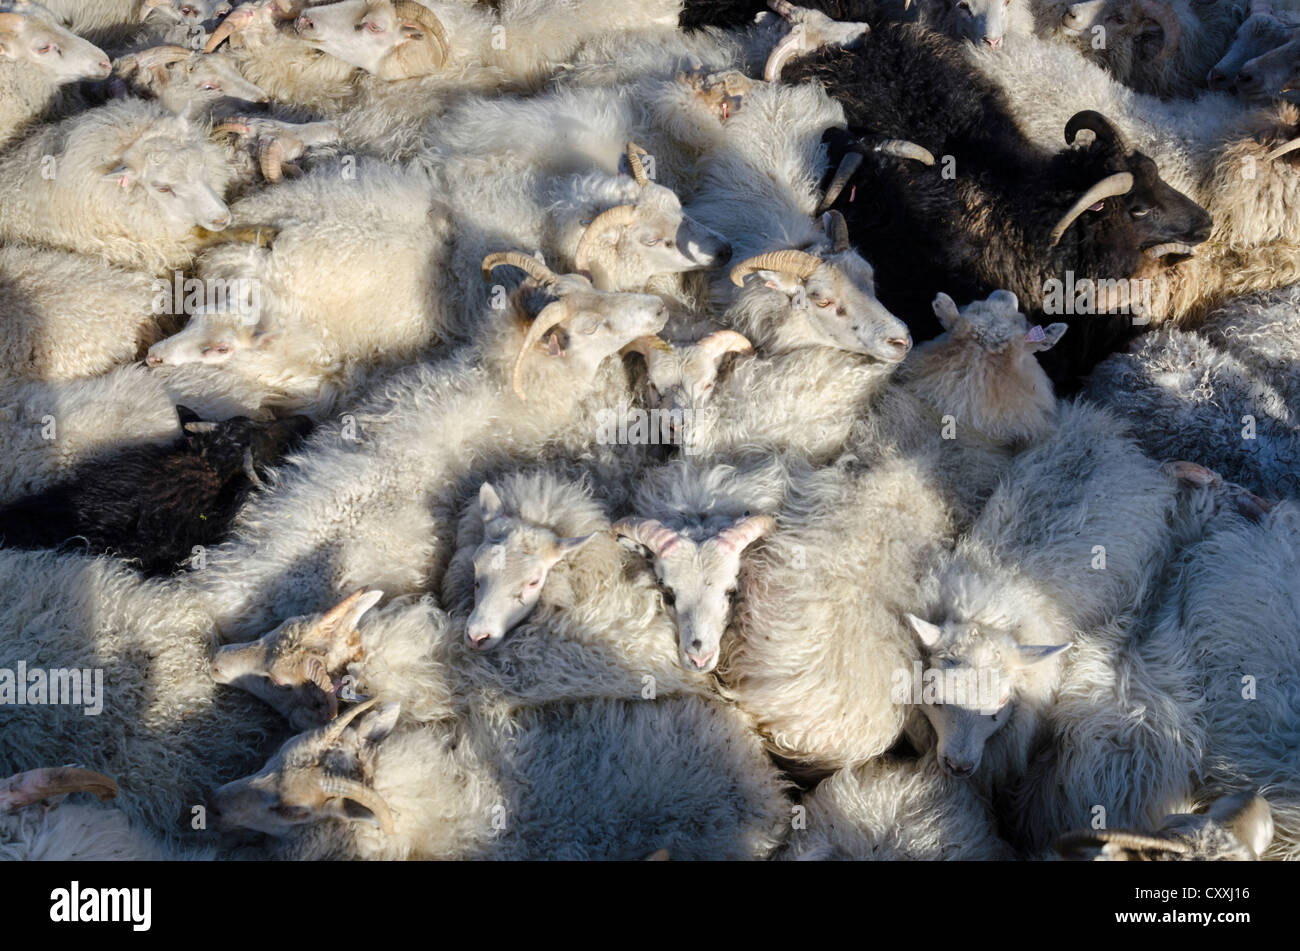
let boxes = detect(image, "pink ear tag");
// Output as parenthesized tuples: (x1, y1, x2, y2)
(1087, 200, 1104, 212)
(1024, 325, 1047, 344)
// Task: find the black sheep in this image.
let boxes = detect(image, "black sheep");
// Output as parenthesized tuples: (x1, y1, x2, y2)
(0, 408, 313, 575)
(686, 2, 1213, 387)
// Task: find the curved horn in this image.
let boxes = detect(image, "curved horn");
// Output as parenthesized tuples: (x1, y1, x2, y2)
(626, 142, 651, 187)
(393, 1, 449, 69)
(1138, 0, 1181, 59)
(817, 151, 862, 214)
(1055, 828, 1192, 859)
(573, 205, 639, 271)
(620, 335, 673, 359)
(710, 514, 776, 554)
(1046, 172, 1134, 248)
(876, 139, 936, 165)
(1142, 242, 1196, 260)
(612, 517, 682, 557)
(693, 329, 753, 360)
(481, 251, 557, 286)
(1266, 137, 1300, 161)
(320, 775, 395, 834)
(1064, 110, 1131, 155)
(320, 587, 380, 629)
(824, 210, 850, 253)
(729, 249, 824, 286)
(511, 298, 570, 401)
(0, 767, 119, 812)
(259, 138, 287, 183)
(320, 697, 379, 744)
(203, 7, 246, 53)
(763, 28, 805, 83)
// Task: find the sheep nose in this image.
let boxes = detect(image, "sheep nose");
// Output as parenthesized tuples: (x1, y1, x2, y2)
(210, 214, 232, 230)
(941, 756, 975, 778)
(689, 639, 703, 651)
(98, 59, 112, 76)
(295, 14, 313, 31)
(466, 630, 493, 649)
(983, 35, 1001, 49)
(1237, 70, 1256, 89)
(887, 335, 912, 355)
(146, 353, 164, 367)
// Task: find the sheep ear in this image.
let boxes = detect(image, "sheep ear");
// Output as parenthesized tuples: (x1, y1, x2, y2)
(175, 404, 202, 426)
(1026, 322, 1068, 352)
(551, 532, 598, 563)
(758, 269, 802, 294)
(104, 166, 135, 189)
(905, 613, 943, 648)
(988, 289, 1019, 313)
(479, 482, 504, 523)
(356, 701, 401, 747)
(1208, 793, 1274, 857)
(1017, 643, 1071, 665)
(931, 293, 962, 332)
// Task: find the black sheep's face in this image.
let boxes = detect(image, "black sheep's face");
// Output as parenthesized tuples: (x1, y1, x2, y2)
(184, 415, 313, 473)
(1119, 152, 1212, 253)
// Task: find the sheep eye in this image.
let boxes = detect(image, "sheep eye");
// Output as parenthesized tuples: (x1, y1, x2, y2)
(526, 576, 542, 588)
(155, 184, 173, 195)
(813, 297, 834, 309)
(201, 82, 220, 90)
(661, 589, 676, 606)
(363, 20, 383, 33)
(1130, 207, 1151, 219)
(641, 236, 662, 247)
(36, 44, 53, 54)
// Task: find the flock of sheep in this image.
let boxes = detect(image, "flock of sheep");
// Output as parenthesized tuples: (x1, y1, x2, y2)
(0, 0, 1298, 863)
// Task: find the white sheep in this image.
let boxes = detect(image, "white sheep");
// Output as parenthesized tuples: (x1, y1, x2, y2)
(211, 695, 791, 860)
(0, 98, 245, 273)
(0, 1, 110, 145)
(779, 752, 1015, 860)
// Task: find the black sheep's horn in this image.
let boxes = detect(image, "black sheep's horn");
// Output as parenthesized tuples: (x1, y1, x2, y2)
(1065, 110, 1131, 156)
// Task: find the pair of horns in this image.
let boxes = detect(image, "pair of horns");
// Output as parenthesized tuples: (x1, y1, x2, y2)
(613, 514, 775, 557)
(305, 698, 395, 833)
(730, 249, 823, 286)
(623, 329, 754, 362)
(1047, 118, 1135, 251)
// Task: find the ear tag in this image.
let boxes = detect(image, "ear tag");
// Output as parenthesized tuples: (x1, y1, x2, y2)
(547, 334, 563, 357)
(1024, 325, 1047, 344)
(1087, 200, 1104, 212)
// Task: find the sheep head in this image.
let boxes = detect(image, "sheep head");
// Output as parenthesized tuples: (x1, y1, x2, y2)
(0, 5, 110, 82)
(1057, 792, 1275, 861)
(147, 298, 278, 367)
(211, 588, 382, 725)
(676, 67, 754, 124)
(916, 291, 1065, 443)
(571, 143, 731, 291)
(293, 0, 448, 80)
(1208, 4, 1299, 90)
(462, 483, 597, 651)
(482, 251, 668, 401)
(936, 0, 1020, 49)
(762, 1, 870, 83)
(1235, 29, 1300, 100)
(1053, 0, 1182, 66)
(115, 46, 268, 110)
(1050, 111, 1211, 273)
(104, 121, 233, 232)
(614, 514, 775, 673)
(730, 211, 912, 361)
(904, 610, 1070, 778)
(210, 699, 400, 837)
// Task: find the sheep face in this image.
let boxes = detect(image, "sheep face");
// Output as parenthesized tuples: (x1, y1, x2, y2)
(146, 306, 274, 367)
(905, 613, 1068, 778)
(183, 410, 313, 473)
(210, 700, 399, 837)
(1057, 792, 1275, 861)
(515, 275, 669, 394)
(105, 131, 232, 232)
(1118, 152, 1213, 255)
(615, 515, 774, 673)
(293, 0, 447, 80)
(1236, 33, 1300, 100)
(736, 253, 912, 362)
(0, 7, 110, 83)
(464, 482, 595, 651)
(118, 49, 269, 111)
(210, 588, 382, 725)
(1208, 9, 1297, 90)
(574, 183, 732, 290)
(939, 0, 1017, 48)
